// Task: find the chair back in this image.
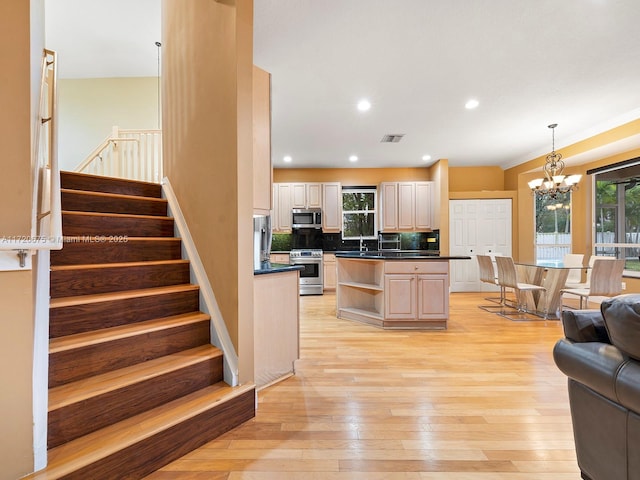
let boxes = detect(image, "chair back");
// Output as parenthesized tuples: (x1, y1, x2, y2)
(477, 255, 497, 285)
(586, 255, 615, 285)
(589, 258, 625, 296)
(495, 256, 518, 290)
(563, 253, 584, 284)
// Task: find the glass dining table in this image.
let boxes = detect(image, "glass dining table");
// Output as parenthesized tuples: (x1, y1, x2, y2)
(514, 261, 588, 319)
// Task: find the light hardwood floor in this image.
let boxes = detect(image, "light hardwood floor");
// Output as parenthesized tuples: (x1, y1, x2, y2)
(146, 292, 580, 479)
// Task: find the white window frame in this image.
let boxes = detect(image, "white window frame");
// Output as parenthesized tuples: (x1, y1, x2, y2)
(342, 187, 377, 240)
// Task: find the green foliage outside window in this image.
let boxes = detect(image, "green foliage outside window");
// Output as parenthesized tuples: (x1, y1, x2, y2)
(342, 189, 377, 239)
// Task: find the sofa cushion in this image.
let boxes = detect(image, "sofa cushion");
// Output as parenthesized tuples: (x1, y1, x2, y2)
(601, 294, 640, 361)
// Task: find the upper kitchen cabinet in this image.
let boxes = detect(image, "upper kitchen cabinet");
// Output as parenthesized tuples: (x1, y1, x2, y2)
(291, 183, 322, 209)
(322, 182, 341, 232)
(253, 66, 272, 215)
(273, 183, 293, 232)
(379, 181, 434, 232)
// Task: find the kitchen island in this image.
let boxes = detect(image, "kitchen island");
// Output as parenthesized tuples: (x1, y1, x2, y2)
(335, 252, 470, 330)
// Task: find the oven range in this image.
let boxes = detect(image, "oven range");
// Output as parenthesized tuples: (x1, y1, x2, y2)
(289, 249, 323, 295)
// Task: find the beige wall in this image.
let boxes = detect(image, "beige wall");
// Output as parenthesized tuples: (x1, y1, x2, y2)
(57, 77, 159, 171)
(449, 166, 504, 192)
(0, 1, 42, 477)
(162, 0, 254, 381)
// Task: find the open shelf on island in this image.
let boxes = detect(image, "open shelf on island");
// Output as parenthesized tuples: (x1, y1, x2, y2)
(338, 281, 384, 292)
(338, 306, 383, 323)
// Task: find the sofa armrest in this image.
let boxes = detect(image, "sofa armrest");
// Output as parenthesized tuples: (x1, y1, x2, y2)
(561, 309, 610, 343)
(553, 338, 626, 403)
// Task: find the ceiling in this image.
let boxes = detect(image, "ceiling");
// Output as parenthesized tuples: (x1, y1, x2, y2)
(45, 0, 640, 170)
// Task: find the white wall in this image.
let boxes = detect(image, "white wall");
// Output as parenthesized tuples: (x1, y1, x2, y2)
(57, 77, 159, 171)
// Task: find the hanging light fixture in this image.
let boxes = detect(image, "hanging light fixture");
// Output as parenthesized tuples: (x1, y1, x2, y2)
(528, 123, 582, 199)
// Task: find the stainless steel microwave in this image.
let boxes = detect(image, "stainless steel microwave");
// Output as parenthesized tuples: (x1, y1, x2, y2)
(292, 208, 322, 229)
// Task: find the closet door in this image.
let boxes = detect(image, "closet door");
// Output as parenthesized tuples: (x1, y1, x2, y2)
(449, 199, 512, 292)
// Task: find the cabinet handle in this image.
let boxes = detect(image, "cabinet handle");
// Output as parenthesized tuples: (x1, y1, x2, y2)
(414, 265, 418, 270)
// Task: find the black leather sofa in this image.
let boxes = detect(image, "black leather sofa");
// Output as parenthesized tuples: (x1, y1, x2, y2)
(554, 294, 640, 480)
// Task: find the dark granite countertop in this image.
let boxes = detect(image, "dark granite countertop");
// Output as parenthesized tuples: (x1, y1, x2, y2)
(335, 251, 470, 260)
(254, 262, 304, 276)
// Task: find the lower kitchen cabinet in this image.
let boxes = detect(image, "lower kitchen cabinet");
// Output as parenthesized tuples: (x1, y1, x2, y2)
(270, 253, 290, 264)
(323, 253, 336, 291)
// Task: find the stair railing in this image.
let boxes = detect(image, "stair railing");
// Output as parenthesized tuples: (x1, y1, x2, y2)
(0, 48, 62, 271)
(75, 126, 163, 183)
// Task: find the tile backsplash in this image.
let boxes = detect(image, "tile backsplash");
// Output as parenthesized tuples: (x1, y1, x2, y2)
(271, 231, 439, 252)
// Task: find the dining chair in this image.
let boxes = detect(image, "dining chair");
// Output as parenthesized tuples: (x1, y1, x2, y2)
(560, 258, 625, 310)
(565, 255, 616, 289)
(476, 254, 504, 306)
(562, 253, 584, 286)
(495, 256, 547, 316)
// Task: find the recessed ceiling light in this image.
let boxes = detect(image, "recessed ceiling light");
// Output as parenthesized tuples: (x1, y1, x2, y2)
(283, 155, 292, 163)
(357, 99, 371, 112)
(349, 155, 358, 162)
(465, 99, 479, 110)
(422, 155, 432, 161)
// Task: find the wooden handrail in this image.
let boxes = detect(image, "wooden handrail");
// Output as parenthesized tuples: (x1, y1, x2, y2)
(0, 49, 62, 269)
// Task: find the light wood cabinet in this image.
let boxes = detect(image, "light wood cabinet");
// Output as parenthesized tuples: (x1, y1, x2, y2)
(414, 182, 433, 230)
(323, 253, 337, 290)
(379, 181, 434, 232)
(252, 66, 272, 215)
(291, 183, 322, 209)
(384, 274, 416, 319)
(322, 182, 341, 232)
(270, 253, 290, 264)
(273, 183, 292, 232)
(337, 256, 449, 329)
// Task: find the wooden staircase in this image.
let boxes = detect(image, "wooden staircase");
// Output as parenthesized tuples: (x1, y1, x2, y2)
(28, 171, 255, 480)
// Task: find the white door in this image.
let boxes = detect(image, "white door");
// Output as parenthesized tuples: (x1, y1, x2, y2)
(449, 199, 512, 292)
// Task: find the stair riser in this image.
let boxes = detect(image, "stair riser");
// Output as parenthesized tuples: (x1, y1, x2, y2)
(61, 172, 162, 198)
(62, 213, 174, 237)
(50, 289, 200, 338)
(62, 190, 167, 216)
(50, 263, 190, 298)
(48, 356, 224, 449)
(51, 239, 182, 266)
(49, 320, 211, 387)
(57, 389, 255, 480)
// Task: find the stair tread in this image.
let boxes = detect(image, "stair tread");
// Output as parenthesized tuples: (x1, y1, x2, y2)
(62, 210, 172, 221)
(34, 383, 254, 480)
(49, 345, 222, 410)
(61, 188, 168, 203)
(50, 311, 210, 354)
(50, 284, 199, 309)
(50, 258, 189, 271)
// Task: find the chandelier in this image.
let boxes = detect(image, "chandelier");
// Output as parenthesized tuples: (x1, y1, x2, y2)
(528, 123, 581, 199)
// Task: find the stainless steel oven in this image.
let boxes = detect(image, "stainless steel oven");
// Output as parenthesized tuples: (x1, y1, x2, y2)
(290, 249, 323, 295)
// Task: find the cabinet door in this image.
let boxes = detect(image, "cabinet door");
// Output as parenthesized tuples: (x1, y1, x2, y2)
(323, 254, 337, 290)
(322, 182, 342, 232)
(307, 183, 322, 208)
(414, 182, 433, 230)
(397, 182, 415, 231)
(291, 183, 307, 208)
(379, 182, 398, 232)
(417, 274, 448, 320)
(384, 274, 416, 319)
(252, 66, 272, 214)
(277, 183, 292, 231)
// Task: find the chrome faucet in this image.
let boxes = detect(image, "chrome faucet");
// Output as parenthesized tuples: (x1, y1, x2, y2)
(359, 236, 367, 252)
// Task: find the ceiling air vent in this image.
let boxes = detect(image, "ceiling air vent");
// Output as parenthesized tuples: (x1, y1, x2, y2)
(380, 134, 405, 143)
